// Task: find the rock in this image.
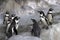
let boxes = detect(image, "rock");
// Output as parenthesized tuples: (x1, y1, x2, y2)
(8, 35, 41, 40)
(49, 23, 60, 40)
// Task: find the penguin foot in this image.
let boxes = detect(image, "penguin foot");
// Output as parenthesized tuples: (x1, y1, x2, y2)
(42, 26, 49, 30)
(49, 22, 52, 25)
(45, 26, 49, 30)
(31, 30, 34, 36)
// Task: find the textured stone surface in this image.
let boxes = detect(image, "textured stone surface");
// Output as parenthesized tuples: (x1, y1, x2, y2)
(0, 0, 60, 40)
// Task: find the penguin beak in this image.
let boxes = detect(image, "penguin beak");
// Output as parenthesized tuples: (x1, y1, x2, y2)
(31, 19, 35, 22)
(31, 19, 34, 22)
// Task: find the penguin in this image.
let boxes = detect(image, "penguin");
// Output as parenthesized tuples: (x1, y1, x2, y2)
(7, 16, 20, 38)
(5, 19, 12, 39)
(15, 17, 20, 30)
(6, 14, 15, 33)
(38, 11, 49, 29)
(3, 11, 10, 24)
(47, 8, 53, 25)
(31, 19, 41, 37)
(6, 19, 11, 34)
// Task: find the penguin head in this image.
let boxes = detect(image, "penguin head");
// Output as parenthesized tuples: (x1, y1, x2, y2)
(14, 16, 20, 20)
(14, 16, 20, 23)
(49, 8, 53, 11)
(5, 11, 9, 17)
(38, 11, 45, 17)
(6, 11, 9, 14)
(31, 19, 37, 23)
(48, 8, 53, 13)
(11, 14, 15, 19)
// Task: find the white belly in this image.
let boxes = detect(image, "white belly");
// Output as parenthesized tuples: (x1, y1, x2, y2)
(15, 20, 19, 29)
(15, 23, 19, 30)
(41, 18, 48, 25)
(48, 14, 53, 22)
(5, 17, 9, 21)
(12, 27, 14, 34)
(6, 23, 11, 33)
(15, 20, 19, 24)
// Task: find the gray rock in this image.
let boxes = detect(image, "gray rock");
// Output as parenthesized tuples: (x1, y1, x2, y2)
(8, 35, 41, 40)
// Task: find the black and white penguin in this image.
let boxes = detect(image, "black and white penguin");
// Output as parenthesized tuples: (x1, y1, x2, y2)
(31, 19, 41, 37)
(6, 19, 11, 33)
(7, 16, 20, 38)
(38, 11, 49, 29)
(15, 16, 20, 30)
(3, 11, 10, 24)
(5, 19, 12, 39)
(6, 14, 15, 34)
(6, 14, 15, 33)
(47, 8, 53, 25)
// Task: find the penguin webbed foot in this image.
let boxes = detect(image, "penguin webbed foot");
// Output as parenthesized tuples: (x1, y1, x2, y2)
(34, 33, 40, 37)
(45, 26, 49, 30)
(42, 26, 49, 30)
(49, 22, 52, 25)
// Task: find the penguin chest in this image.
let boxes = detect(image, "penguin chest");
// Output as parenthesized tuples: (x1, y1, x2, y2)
(6, 23, 11, 32)
(15, 20, 19, 24)
(48, 14, 53, 22)
(12, 27, 14, 34)
(5, 17, 9, 21)
(15, 24, 19, 30)
(15, 20, 19, 29)
(40, 18, 47, 25)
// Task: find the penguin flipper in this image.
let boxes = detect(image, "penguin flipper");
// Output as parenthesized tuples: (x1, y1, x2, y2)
(14, 27, 18, 35)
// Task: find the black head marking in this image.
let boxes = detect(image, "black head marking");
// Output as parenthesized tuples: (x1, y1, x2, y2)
(38, 11, 45, 17)
(6, 11, 9, 14)
(5, 11, 10, 17)
(11, 14, 16, 19)
(14, 16, 18, 20)
(48, 8, 53, 14)
(11, 14, 15, 17)
(31, 19, 37, 23)
(38, 11, 44, 14)
(49, 8, 53, 11)
(13, 16, 20, 20)
(11, 15, 15, 17)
